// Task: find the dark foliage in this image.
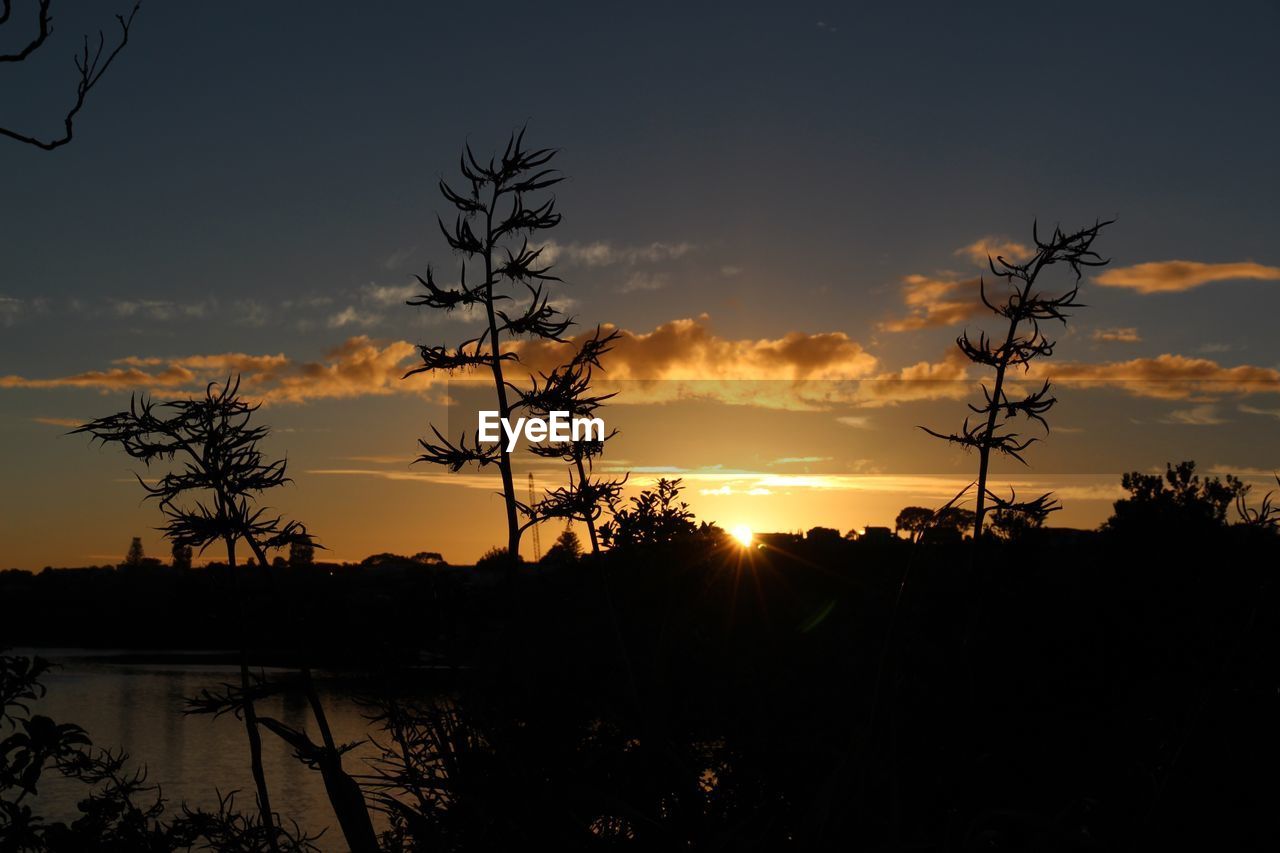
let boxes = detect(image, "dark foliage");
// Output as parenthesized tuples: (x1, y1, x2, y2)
(520, 327, 628, 553)
(0, 651, 321, 852)
(922, 219, 1113, 536)
(407, 129, 574, 560)
(0, 1, 140, 150)
(598, 478, 699, 550)
(1107, 460, 1247, 535)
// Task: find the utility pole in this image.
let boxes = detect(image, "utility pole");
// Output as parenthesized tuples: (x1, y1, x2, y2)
(527, 472, 541, 561)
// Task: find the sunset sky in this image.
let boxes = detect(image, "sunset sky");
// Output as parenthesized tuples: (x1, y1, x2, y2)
(2, 1, 1278, 567)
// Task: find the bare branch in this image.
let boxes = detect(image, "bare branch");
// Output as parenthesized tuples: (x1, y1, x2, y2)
(0, 2, 140, 151)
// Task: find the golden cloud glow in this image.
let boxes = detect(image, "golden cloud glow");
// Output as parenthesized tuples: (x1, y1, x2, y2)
(0, 338, 425, 404)
(516, 316, 878, 381)
(1095, 260, 1280, 294)
(954, 236, 1032, 266)
(878, 274, 988, 332)
(1039, 354, 1280, 400)
(9, 314, 1280, 413)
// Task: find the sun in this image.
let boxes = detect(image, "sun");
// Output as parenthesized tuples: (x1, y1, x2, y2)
(730, 524, 754, 547)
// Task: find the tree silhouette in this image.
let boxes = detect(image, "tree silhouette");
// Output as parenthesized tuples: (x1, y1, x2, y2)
(406, 129, 571, 563)
(287, 538, 314, 568)
(0, 1, 140, 151)
(539, 528, 583, 566)
(893, 507, 934, 537)
(599, 478, 698, 550)
(519, 327, 627, 554)
(73, 377, 377, 853)
(921, 219, 1113, 538)
(989, 505, 1046, 541)
(1107, 460, 1246, 535)
(123, 536, 144, 567)
(170, 541, 192, 570)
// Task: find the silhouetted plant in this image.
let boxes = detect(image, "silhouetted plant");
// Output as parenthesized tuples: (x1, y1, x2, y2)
(1106, 460, 1246, 535)
(406, 128, 571, 563)
(1234, 473, 1280, 530)
(539, 528, 583, 566)
(287, 538, 314, 568)
(893, 504, 975, 542)
(893, 507, 934, 537)
(1, 650, 319, 852)
(598, 478, 699, 550)
(989, 505, 1047, 541)
(0, 1, 140, 150)
(519, 327, 627, 553)
(123, 536, 144, 568)
(171, 541, 193, 570)
(474, 546, 518, 570)
(73, 377, 377, 853)
(922, 219, 1113, 537)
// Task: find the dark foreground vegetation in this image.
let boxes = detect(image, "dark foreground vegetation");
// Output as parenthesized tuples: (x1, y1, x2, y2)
(3, 514, 1277, 851)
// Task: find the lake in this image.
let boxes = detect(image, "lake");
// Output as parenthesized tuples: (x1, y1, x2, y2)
(13, 648, 389, 846)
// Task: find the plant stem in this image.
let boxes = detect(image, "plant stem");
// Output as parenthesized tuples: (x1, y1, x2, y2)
(574, 453, 601, 554)
(224, 536, 278, 850)
(483, 182, 521, 564)
(243, 534, 379, 853)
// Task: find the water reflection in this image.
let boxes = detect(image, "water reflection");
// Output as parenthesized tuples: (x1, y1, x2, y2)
(20, 648, 380, 841)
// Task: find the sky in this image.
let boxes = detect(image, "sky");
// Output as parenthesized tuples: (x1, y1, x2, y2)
(2, 1, 1279, 567)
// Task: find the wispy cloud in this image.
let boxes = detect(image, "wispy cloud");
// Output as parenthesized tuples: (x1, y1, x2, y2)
(537, 240, 694, 267)
(233, 299, 271, 327)
(0, 337, 425, 405)
(32, 416, 83, 427)
(880, 274, 988, 331)
(327, 306, 383, 328)
(363, 282, 419, 306)
(1, 296, 25, 326)
(954, 236, 1032, 266)
(382, 246, 417, 271)
(1040, 354, 1280, 400)
(1, 295, 48, 326)
(618, 272, 668, 294)
(112, 299, 211, 321)
(1091, 327, 1142, 343)
(1239, 403, 1280, 419)
(1161, 404, 1228, 426)
(1095, 260, 1280, 294)
(638, 468, 1126, 504)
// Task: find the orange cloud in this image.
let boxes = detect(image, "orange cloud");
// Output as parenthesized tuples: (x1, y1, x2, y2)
(1038, 354, 1280, 400)
(954, 236, 1032, 266)
(0, 319, 880, 410)
(510, 316, 884, 410)
(0, 338, 427, 405)
(516, 316, 879, 381)
(1095, 260, 1280, 294)
(264, 338, 419, 404)
(11, 318, 1273, 413)
(854, 350, 971, 406)
(879, 274, 990, 332)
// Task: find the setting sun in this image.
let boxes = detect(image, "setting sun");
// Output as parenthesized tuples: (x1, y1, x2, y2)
(730, 524, 754, 547)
